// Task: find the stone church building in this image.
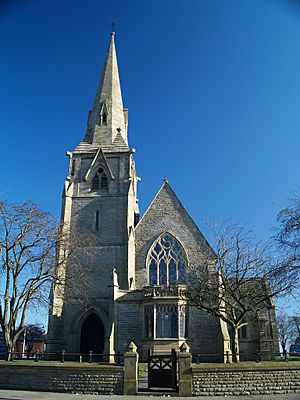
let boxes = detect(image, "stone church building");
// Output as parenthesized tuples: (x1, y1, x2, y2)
(47, 33, 278, 361)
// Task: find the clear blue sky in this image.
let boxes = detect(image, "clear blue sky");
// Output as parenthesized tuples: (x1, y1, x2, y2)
(1, 1, 300, 320)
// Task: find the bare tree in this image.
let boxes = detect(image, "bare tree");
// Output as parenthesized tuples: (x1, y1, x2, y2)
(277, 196, 300, 286)
(290, 315, 300, 343)
(185, 222, 288, 362)
(0, 200, 95, 361)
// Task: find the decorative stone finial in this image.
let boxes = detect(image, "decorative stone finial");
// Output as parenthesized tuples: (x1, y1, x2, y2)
(180, 341, 190, 353)
(128, 341, 137, 352)
(163, 178, 169, 184)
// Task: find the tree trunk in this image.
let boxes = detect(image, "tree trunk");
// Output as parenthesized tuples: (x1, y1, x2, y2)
(5, 340, 14, 361)
(4, 328, 18, 361)
(232, 327, 240, 363)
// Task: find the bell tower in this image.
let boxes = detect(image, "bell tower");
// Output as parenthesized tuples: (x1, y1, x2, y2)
(47, 33, 139, 354)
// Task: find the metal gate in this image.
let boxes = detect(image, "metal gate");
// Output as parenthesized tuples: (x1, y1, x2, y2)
(148, 348, 177, 390)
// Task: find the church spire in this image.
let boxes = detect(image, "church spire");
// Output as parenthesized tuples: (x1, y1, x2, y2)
(84, 32, 128, 150)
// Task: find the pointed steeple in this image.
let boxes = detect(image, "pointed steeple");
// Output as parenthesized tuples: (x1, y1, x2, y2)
(80, 32, 128, 152)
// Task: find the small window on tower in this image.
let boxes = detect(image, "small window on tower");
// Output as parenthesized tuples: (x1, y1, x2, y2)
(70, 159, 76, 176)
(95, 211, 100, 231)
(100, 174, 108, 190)
(99, 103, 108, 126)
(92, 175, 99, 191)
(134, 213, 140, 227)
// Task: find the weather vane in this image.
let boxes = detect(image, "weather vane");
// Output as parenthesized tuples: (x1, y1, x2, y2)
(111, 22, 116, 32)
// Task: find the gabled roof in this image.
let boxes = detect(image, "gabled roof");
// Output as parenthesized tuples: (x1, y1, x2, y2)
(136, 179, 216, 257)
(84, 148, 114, 181)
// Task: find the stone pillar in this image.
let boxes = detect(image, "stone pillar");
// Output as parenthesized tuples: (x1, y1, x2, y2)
(124, 341, 139, 395)
(178, 341, 192, 397)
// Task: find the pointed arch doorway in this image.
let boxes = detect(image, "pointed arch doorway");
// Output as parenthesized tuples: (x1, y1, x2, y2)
(80, 313, 105, 354)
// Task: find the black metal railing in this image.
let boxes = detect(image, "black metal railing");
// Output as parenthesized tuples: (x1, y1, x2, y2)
(2, 351, 123, 365)
(192, 350, 300, 363)
(2, 349, 299, 364)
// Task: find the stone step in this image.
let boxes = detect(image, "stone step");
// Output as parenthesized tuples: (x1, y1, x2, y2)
(138, 390, 179, 396)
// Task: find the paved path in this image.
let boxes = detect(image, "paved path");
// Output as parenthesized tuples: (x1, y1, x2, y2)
(0, 390, 299, 400)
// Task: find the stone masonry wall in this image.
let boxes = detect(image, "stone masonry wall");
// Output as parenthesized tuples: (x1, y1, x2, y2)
(0, 363, 124, 395)
(192, 363, 300, 396)
(116, 297, 142, 354)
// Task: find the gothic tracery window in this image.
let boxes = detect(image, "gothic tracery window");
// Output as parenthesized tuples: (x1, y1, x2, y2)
(148, 234, 187, 287)
(91, 167, 108, 192)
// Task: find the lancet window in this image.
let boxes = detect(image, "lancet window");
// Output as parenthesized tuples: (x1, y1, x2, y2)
(92, 175, 99, 191)
(95, 211, 100, 231)
(70, 159, 76, 176)
(100, 174, 108, 190)
(148, 234, 187, 287)
(99, 102, 108, 126)
(144, 305, 154, 339)
(102, 112, 107, 126)
(91, 167, 108, 192)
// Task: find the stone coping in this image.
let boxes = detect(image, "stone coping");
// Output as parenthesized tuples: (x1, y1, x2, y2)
(192, 361, 300, 372)
(0, 361, 124, 370)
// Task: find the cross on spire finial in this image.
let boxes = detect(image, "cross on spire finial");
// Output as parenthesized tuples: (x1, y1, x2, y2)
(111, 22, 116, 34)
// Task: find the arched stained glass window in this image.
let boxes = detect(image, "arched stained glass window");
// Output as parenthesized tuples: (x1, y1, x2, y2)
(148, 233, 187, 287)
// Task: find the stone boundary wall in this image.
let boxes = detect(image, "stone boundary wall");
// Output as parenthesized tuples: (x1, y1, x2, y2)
(192, 362, 300, 396)
(0, 362, 124, 395)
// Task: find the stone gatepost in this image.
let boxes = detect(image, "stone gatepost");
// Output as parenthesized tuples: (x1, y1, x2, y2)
(123, 341, 139, 395)
(178, 341, 192, 397)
